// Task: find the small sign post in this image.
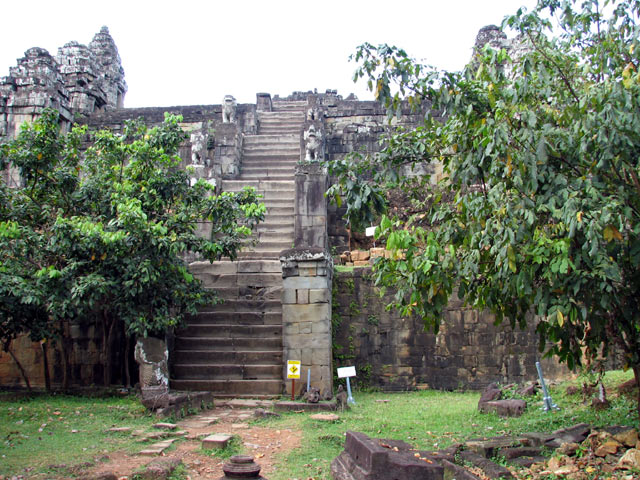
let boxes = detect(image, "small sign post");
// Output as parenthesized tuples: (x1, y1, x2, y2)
(287, 360, 301, 401)
(337, 366, 357, 405)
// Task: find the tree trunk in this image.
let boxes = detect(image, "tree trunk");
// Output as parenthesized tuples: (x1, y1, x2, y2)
(60, 320, 71, 390)
(633, 365, 640, 428)
(7, 343, 31, 392)
(41, 341, 51, 392)
(101, 311, 117, 386)
(123, 325, 131, 388)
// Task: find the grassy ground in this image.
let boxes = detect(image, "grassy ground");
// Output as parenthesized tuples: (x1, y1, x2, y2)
(259, 370, 638, 480)
(0, 370, 637, 479)
(0, 392, 156, 478)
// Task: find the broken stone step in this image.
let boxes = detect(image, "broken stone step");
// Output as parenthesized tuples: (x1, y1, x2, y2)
(243, 134, 299, 143)
(186, 310, 282, 325)
(139, 438, 176, 456)
(255, 224, 294, 234)
(241, 173, 295, 181)
(185, 311, 282, 326)
(173, 336, 282, 352)
(179, 324, 282, 338)
(458, 451, 515, 479)
(241, 155, 299, 163)
(202, 434, 233, 449)
(171, 349, 284, 365)
(170, 379, 283, 395)
(237, 251, 284, 259)
(189, 259, 283, 275)
(198, 299, 282, 313)
(172, 363, 282, 380)
(191, 271, 283, 289)
(221, 179, 294, 190)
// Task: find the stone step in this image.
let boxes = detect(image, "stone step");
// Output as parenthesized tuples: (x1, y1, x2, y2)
(222, 180, 294, 191)
(199, 298, 282, 313)
(242, 164, 294, 173)
(172, 364, 281, 379)
(174, 336, 281, 351)
(255, 224, 294, 234)
(241, 173, 295, 181)
(258, 127, 303, 135)
(237, 250, 284, 259)
(259, 110, 305, 118)
(253, 231, 293, 243)
(241, 153, 300, 162)
(242, 240, 292, 251)
(243, 134, 299, 144)
(171, 349, 283, 365)
(178, 324, 282, 338)
(187, 311, 282, 325)
(169, 379, 283, 396)
(189, 260, 282, 275)
(195, 272, 283, 289)
(242, 147, 300, 157)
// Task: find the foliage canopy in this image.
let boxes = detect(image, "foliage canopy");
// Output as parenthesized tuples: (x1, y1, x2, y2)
(0, 110, 264, 384)
(328, 0, 640, 418)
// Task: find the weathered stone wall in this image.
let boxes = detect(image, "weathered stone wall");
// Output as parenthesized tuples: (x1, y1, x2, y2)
(0, 321, 134, 390)
(332, 267, 566, 391)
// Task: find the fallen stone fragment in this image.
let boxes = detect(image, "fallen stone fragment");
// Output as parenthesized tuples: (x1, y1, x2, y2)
(136, 457, 182, 480)
(76, 473, 118, 480)
(375, 399, 390, 403)
(614, 428, 639, 447)
(152, 422, 177, 430)
(618, 448, 640, 470)
(202, 434, 233, 449)
(557, 442, 580, 456)
(106, 427, 131, 433)
(232, 423, 249, 429)
(139, 438, 176, 456)
(310, 413, 339, 422)
(595, 440, 621, 457)
(254, 408, 281, 418)
(459, 450, 515, 479)
(478, 399, 527, 417)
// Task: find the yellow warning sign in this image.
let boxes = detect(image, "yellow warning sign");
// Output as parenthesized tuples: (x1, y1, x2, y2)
(287, 360, 301, 379)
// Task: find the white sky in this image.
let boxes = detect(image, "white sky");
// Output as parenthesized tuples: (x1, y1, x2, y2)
(0, 0, 536, 108)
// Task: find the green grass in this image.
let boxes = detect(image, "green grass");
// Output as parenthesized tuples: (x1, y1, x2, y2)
(0, 371, 636, 479)
(0, 392, 157, 478)
(202, 435, 244, 460)
(261, 370, 638, 480)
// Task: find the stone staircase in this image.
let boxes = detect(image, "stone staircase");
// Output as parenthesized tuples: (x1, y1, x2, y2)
(170, 100, 306, 397)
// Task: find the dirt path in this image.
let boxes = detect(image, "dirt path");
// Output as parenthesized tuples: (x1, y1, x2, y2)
(85, 405, 301, 479)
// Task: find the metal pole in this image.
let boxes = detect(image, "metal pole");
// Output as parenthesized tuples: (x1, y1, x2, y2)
(536, 361, 559, 411)
(307, 368, 311, 392)
(346, 377, 356, 405)
(291, 379, 295, 401)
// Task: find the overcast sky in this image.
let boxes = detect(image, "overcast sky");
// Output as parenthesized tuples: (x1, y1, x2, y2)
(1, 0, 536, 108)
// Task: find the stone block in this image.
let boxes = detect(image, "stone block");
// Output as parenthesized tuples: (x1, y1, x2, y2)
(297, 289, 310, 304)
(353, 261, 370, 267)
(283, 288, 297, 304)
(282, 303, 330, 324)
(283, 276, 328, 290)
(312, 348, 331, 365)
(202, 434, 232, 449)
(299, 323, 312, 334)
(309, 289, 330, 303)
(299, 266, 317, 277)
(312, 320, 330, 334)
(350, 250, 370, 261)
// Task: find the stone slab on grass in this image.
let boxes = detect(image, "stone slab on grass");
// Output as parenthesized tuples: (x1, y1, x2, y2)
(310, 413, 339, 422)
(202, 434, 233, 449)
(152, 422, 177, 430)
(274, 400, 337, 412)
(139, 439, 176, 456)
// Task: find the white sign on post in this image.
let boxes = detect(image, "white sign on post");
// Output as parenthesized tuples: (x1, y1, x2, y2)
(337, 366, 356, 378)
(365, 226, 377, 237)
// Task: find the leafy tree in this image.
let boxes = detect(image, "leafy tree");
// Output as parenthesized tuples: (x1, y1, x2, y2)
(0, 110, 265, 387)
(328, 0, 640, 420)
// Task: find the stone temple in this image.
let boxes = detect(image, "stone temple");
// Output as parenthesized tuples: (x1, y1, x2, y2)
(0, 27, 563, 397)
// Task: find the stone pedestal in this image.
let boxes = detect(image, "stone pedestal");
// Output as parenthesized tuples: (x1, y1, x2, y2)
(294, 163, 329, 249)
(256, 92, 272, 112)
(135, 337, 170, 406)
(214, 123, 242, 178)
(280, 248, 333, 397)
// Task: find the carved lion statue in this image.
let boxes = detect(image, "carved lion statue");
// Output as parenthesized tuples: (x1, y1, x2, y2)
(222, 95, 237, 123)
(304, 125, 322, 161)
(190, 130, 207, 165)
